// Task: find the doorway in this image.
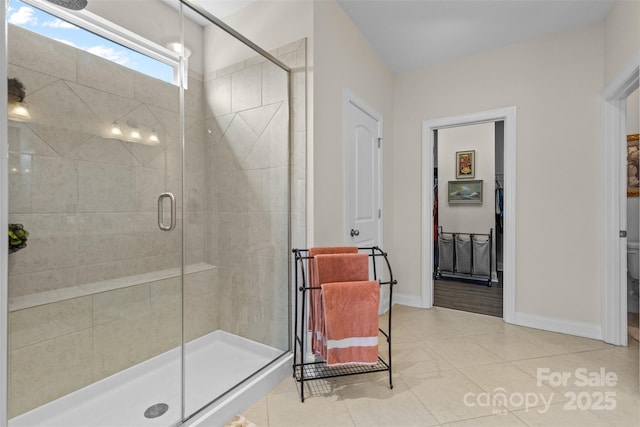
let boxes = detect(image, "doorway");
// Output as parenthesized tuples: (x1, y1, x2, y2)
(601, 60, 639, 346)
(422, 107, 516, 323)
(626, 88, 639, 343)
(432, 122, 504, 317)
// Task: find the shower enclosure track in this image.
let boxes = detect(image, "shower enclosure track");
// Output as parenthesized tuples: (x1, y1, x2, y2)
(291, 246, 396, 402)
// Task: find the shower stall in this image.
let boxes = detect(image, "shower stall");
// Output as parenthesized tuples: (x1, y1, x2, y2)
(1, 0, 302, 425)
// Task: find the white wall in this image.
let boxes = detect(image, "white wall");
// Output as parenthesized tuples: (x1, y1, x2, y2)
(629, 89, 639, 135)
(313, 0, 394, 247)
(604, 0, 640, 87)
(213, 0, 314, 248)
(393, 23, 604, 326)
(210, 0, 312, 71)
(438, 123, 495, 236)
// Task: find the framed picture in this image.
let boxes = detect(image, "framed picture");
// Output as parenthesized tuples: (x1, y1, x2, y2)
(448, 180, 483, 204)
(628, 134, 640, 197)
(456, 150, 475, 179)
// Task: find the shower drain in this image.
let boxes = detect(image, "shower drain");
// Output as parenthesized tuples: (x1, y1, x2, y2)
(144, 403, 169, 419)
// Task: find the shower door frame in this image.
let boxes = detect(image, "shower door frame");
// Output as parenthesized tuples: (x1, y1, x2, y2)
(1, 2, 10, 425)
(178, 0, 293, 423)
(180, 0, 290, 72)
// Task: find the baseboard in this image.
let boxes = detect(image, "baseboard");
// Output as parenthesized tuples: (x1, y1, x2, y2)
(514, 312, 603, 341)
(393, 293, 424, 308)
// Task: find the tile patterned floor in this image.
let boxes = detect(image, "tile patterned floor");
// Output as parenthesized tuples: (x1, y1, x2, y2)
(243, 305, 640, 426)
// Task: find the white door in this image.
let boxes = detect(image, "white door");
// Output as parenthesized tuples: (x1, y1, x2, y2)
(344, 95, 386, 312)
(345, 97, 381, 248)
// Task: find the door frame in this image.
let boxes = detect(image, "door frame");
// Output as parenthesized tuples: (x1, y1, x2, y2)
(421, 107, 517, 323)
(601, 55, 640, 346)
(1, 5, 8, 426)
(343, 90, 383, 250)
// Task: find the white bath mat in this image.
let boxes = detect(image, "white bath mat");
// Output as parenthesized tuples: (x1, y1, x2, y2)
(225, 414, 257, 427)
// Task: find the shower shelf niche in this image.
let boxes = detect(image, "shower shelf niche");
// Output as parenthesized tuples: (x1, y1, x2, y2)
(8, 262, 217, 312)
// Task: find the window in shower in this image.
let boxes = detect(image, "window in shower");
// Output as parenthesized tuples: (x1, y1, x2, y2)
(7, 0, 178, 84)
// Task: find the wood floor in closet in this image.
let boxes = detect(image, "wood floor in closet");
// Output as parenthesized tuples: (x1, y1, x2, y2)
(434, 279, 503, 318)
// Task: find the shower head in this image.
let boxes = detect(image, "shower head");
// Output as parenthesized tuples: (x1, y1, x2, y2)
(45, 0, 87, 10)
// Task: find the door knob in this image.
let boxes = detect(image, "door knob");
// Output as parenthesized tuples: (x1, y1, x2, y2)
(350, 229, 360, 237)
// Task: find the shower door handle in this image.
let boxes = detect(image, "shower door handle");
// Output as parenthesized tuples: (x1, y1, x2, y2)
(158, 192, 176, 231)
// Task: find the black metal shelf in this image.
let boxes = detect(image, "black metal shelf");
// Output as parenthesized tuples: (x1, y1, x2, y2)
(294, 358, 390, 382)
(291, 246, 396, 402)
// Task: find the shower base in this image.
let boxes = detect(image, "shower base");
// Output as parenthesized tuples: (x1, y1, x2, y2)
(9, 330, 291, 427)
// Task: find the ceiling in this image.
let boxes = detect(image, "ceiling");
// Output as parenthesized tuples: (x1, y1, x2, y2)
(161, 0, 255, 26)
(336, 0, 615, 73)
(183, 0, 614, 74)
(185, 0, 254, 18)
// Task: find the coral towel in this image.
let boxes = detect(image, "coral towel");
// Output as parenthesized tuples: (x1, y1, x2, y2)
(307, 248, 359, 356)
(312, 253, 370, 358)
(313, 253, 369, 285)
(321, 281, 380, 366)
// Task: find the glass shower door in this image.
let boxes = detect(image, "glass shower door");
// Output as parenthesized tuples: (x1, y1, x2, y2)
(180, 1, 291, 417)
(6, 1, 184, 425)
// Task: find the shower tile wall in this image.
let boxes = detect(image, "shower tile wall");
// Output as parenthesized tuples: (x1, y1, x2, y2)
(6, 25, 215, 417)
(7, 25, 208, 294)
(204, 39, 306, 350)
(6, 23, 306, 418)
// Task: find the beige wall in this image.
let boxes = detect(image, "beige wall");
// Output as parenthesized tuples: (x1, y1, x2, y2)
(604, 0, 640, 86)
(393, 23, 605, 325)
(313, 0, 394, 246)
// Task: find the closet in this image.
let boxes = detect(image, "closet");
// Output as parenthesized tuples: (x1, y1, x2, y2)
(432, 121, 504, 317)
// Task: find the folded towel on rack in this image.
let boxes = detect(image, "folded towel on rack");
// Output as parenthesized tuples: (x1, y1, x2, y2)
(313, 253, 370, 358)
(314, 253, 370, 285)
(308, 247, 359, 356)
(321, 280, 380, 366)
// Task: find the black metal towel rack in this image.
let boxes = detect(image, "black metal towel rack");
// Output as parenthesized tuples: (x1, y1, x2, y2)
(291, 246, 396, 402)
